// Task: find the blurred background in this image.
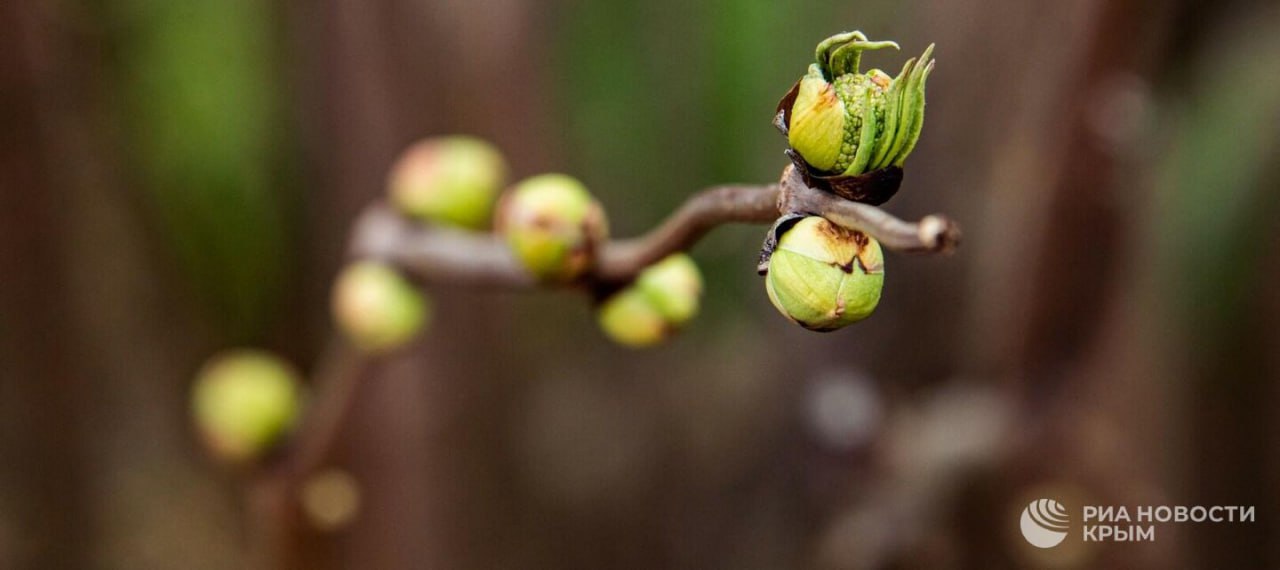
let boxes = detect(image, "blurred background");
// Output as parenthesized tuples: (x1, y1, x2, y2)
(2, 0, 1279, 567)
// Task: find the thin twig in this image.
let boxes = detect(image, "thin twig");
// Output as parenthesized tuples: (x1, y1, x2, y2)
(349, 204, 536, 288)
(251, 337, 370, 569)
(595, 184, 781, 281)
(274, 336, 369, 478)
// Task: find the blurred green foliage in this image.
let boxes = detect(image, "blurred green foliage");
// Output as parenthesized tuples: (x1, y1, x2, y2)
(1155, 23, 1280, 336)
(111, 0, 290, 340)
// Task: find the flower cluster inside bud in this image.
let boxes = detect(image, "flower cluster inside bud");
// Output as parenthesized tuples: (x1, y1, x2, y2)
(786, 32, 935, 177)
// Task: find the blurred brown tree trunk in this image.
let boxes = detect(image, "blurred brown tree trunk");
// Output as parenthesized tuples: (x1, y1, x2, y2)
(0, 5, 92, 567)
(1, 3, 243, 568)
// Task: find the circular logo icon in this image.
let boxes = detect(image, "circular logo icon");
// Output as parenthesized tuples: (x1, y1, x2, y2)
(1020, 498, 1069, 548)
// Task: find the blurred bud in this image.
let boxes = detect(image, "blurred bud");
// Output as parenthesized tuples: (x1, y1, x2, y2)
(387, 136, 507, 229)
(191, 350, 302, 463)
(765, 216, 883, 331)
(783, 31, 934, 175)
(300, 469, 361, 532)
(332, 261, 430, 352)
(597, 253, 703, 347)
(497, 174, 608, 282)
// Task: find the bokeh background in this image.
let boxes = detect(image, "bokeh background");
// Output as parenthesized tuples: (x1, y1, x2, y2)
(3, 0, 1279, 568)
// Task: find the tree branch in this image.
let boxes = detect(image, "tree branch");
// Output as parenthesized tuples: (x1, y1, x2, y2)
(304, 163, 960, 475)
(349, 164, 959, 288)
(299, 162, 958, 477)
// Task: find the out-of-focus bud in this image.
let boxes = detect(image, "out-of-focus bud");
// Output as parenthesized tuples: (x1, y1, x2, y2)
(387, 136, 507, 229)
(497, 174, 608, 282)
(331, 261, 430, 352)
(765, 216, 883, 331)
(191, 350, 302, 463)
(597, 253, 703, 347)
(780, 31, 935, 177)
(301, 469, 362, 532)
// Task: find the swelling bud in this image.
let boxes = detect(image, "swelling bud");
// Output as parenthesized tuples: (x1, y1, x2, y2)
(388, 136, 507, 229)
(765, 216, 883, 331)
(784, 32, 934, 175)
(497, 174, 608, 282)
(332, 261, 430, 352)
(191, 350, 302, 463)
(597, 253, 703, 347)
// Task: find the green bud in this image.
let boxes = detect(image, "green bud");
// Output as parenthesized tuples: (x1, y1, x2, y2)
(191, 350, 302, 463)
(597, 253, 703, 347)
(497, 174, 608, 282)
(388, 136, 507, 229)
(765, 216, 884, 331)
(784, 31, 935, 176)
(788, 71, 847, 172)
(331, 261, 430, 352)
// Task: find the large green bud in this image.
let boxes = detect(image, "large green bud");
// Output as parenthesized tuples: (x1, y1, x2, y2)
(191, 350, 302, 463)
(597, 253, 703, 347)
(765, 216, 884, 331)
(784, 32, 935, 176)
(331, 261, 431, 352)
(387, 136, 507, 229)
(497, 174, 608, 282)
